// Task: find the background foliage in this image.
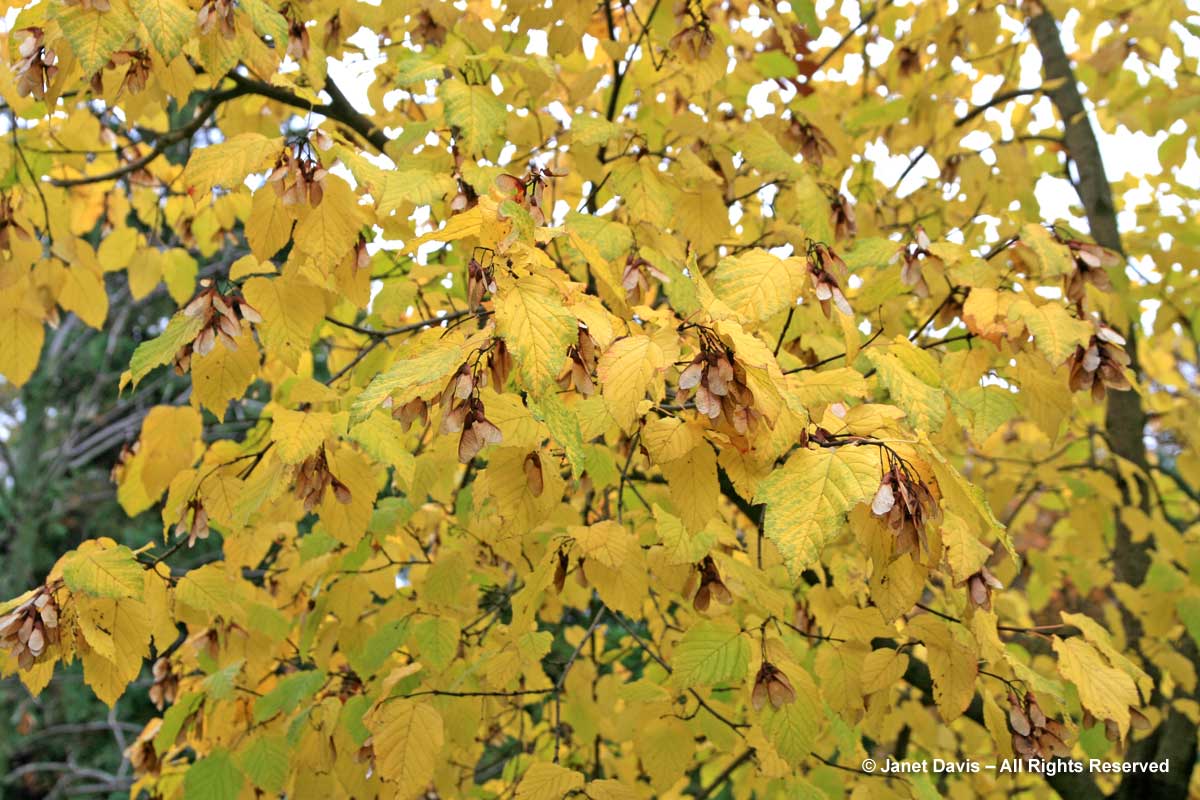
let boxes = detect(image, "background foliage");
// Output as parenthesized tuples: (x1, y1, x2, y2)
(0, 0, 1198, 798)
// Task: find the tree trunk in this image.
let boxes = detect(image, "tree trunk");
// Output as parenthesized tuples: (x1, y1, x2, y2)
(1029, 9, 1197, 799)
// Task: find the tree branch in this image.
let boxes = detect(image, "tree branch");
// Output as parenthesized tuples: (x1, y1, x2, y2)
(226, 71, 390, 153)
(49, 86, 248, 187)
(954, 87, 1041, 129)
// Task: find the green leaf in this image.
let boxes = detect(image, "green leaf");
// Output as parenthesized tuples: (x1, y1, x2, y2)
(1178, 596, 1200, 650)
(201, 660, 244, 701)
(236, 735, 290, 794)
(254, 670, 326, 723)
(411, 616, 459, 672)
(377, 167, 457, 214)
(610, 159, 675, 228)
(670, 619, 751, 687)
(128, 313, 204, 386)
(571, 113, 622, 146)
(565, 213, 632, 261)
(531, 393, 586, 478)
(348, 618, 411, 677)
(183, 748, 244, 800)
(760, 668, 823, 760)
(842, 237, 903, 272)
(61, 544, 144, 600)
(739, 123, 805, 178)
(792, 0, 819, 32)
(155, 692, 203, 755)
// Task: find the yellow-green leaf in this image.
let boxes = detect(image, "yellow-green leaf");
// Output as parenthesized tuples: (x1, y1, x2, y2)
(129, 0, 192, 60)
(756, 445, 880, 576)
(61, 543, 144, 600)
(494, 273, 576, 394)
(670, 619, 751, 687)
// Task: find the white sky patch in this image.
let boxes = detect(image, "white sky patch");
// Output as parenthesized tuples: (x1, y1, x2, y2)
(526, 29, 549, 56)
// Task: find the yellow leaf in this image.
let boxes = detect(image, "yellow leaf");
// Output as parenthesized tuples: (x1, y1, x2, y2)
(96, 227, 138, 272)
(0, 306, 45, 387)
(347, 412, 417, 488)
(191, 328, 259, 420)
(597, 334, 667, 431)
(641, 416, 703, 464)
(292, 176, 367, 268)
(176, 563, 247, 621)
(403, 206, 484, 253)
(1060, 612, 1152, 701)
(571, 520, 631, 568)
(517, 763, 585, 800)
(907, 616, 978, 722)
(241, 271, 326, 370)
(60, 541, 144, 600)
(269, 407, 334, 465)
(860, 648, 910, 694)
(788, 367, 869, 408)
(962, 288, 1015, 344)
(1053, 636, 1140, 737)
(585, 779, 642, 800)
(635, 719, 693, 791)
(77, 595, 152, 707)
(318, 445, 378, 546)
(587, 548, 649, 617)
(941, 511, 992, 584)
(711, 249, 805, 323)
(661, 441, 719, 533)
(1015, 354, 1072, 440)
(1020, 223, 1074, 277)
(246, 189, 298, 261)
(366, 700, 444, 795)
(58, 259, 108, 329)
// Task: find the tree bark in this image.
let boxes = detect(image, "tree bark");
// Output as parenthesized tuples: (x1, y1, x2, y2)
(1029, 9, 1197, 799)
